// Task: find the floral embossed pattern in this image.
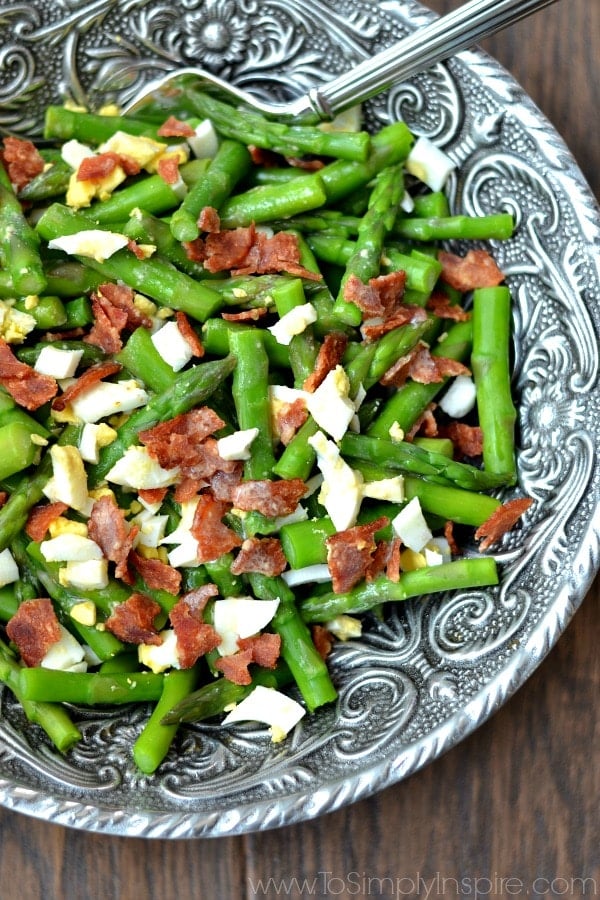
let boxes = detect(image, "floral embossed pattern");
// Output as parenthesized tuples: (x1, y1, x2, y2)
(0, 0, 599, 838)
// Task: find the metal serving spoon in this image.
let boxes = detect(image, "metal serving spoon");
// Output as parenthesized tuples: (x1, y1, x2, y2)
(123, 0, 561, 123)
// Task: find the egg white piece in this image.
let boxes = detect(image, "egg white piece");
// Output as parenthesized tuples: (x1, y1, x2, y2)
(212, 596, 280, 657)
(48, 230, 130, 263)
(0, 548, 19, 588)
(151, 320, 194, 372)
(34, 345, 83, 379)
(41, 625, 87, 673)
(405, 136, 456, 192)
(70, 379, 149, 423)
(105, 445, 179, 491)
(222, 685, 305, 743)
(438, 374, 477, 418)
(391, 496, 433, 552)
(268, 303, 317, 345)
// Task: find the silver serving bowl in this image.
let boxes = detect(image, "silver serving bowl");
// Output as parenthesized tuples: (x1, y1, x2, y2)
(0, 0, 599, 839)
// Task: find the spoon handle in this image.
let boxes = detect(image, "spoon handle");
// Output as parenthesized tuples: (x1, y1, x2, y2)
(312, 0, 561, 118)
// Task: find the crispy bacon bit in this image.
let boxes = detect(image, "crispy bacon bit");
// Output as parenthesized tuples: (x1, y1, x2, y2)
(230, 478, 306, 517)
(139, 408, 225, 476)
(175, 311, 204, 358)
(6, 598, 62, 667)
(105, 592, 162, 645)
(209, 466, 244, 502)
(230, 537, 287, 576)
(311, 624, 333, 659)
(237, 632, 281, 668)
(96, 283, 152, 330)
(0, 339, 57, 410)
(444, 521, 460, 557)
(202, 225, 322, 281)
(77, 152, 119, 182)
(0, 492, 7, 509)
(405, 404, 438, 441)
(303, 332, 348, 392)
(475, 497, 534, 551)
(426, 291, 471, 321)
(43, 328, 86, 342)
(361, 305, 429, 342)
(438, 249, 504, 291)
(85, 293, 128, 353)
(214, 648, 254, 685)
(343, 270, 407, 319)
(25, 502, 69, 542)
(88, 494, 138, 581)
(445, 422, 483, 458)
(191, 493, 242, 563)
(127, 239, 147, 260)
(138, 487, 168, 506)
(157, 115, 196, 138)
(248, 145, 280, 167)
(169, 585, 221, 668)
(275, 398, 308, 446)
(365, 539, 392, 582)
(386, 537, 402, 583)
(52, 359, 122, 411)
(129, 549, 182, 595)
(182, 238, 205, 263)
(221, 308, 268, 322)
(381, 344, 470, 388)
(157, 155, 180, 185)
(197, 205, 220, 233)
(2, 136, 44, 191)
(174, 476, 206, 503)
(326, 516, 389, 594)
(285, 156, 325, 171)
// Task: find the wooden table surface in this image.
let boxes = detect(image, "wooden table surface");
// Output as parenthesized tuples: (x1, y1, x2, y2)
(2, 2, 599, 897)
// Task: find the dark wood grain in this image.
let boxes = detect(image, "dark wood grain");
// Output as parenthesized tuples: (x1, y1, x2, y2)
(1, 3, 598, 897)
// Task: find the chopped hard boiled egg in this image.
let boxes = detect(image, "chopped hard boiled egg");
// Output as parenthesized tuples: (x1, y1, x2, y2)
(0, 548, 19, 588)
(216, 428, 259, 461)
(187, 119, 219, 158)
(41, 625, 87, 673)
(281, 564, 332, 588)
(222, 685, 305, 743)
(405, 136, 456, 192)
(391, 496, 433, 552)
(139, 630, 180, 674)
(78, 422, 118, 464)
(40, 533, 103, 562)
(151, 320, 194, 372)
(98, 131, 167, 169)
(325, 614, 362, 641)
(70, 600, 97, 627)
(306, 365, 356, 442)
(438, 374, 477, 418)
(70, 379, 149, 423)
(212, 596, 280, 657)
(59, 558, 109, 590)
(61, 138, 95, 170)
(105, 445, 179, 491)
(362, 475, 405, 503)
(43, 444, 91, 514)
(48, 230, 130, 262)
(308, 431, 364, 531)
(267, 302, 317, 345)
(0, 301, 36, 344)
(34, 345, 83, 379)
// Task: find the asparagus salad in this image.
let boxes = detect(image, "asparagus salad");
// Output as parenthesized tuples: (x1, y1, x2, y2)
(0, 89, 531, 773)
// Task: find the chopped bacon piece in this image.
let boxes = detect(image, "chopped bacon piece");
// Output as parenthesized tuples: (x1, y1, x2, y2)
(311, 624, 333, 659)
(405, 404, 438, 441)
(197, 205, 220, 233)
(303, 332, 348, 392)
(85, 293, 128, 354)
(170, 585, 221, 668)
(361, 305, 428, 342)
(386, 537, 402, 583)
(138, 487, 168, 506)
(209, 466, 244, 502)
(129, 549, 182, 595)
(381, 344, 470, 388)
(43, 328, 86, 342)
(157, 155, 180, 185)
(248, 145, 280, 167)
(0, 492, 7, 508)
(0, 339, 57, 410)
(6, 598, 62, 667)
(202, 225, 322, 281)
(88, 494, 138, 581)
(52, 359, 122, 411)
(127, 239, 148, 260)
(175, 311, 204, 357)
(139, 409, 228, 480)
(76, 152, 122, 182)
(221, 308, 268, 322)
(365, 539, 392, 582)
(438, 249, 504, 291)
(426, 291, 471, 321)
(343, 270, 407, 319)
(182, 238, 205, 263)
(2, 136, 44, 191)
(444, 520, 460, 556)
(95, 283, 152, 330)
(237, 632, 281, 668)
(174, 476, 206, 503)
(230, 537, 287, 577)
(274, 398, 308, 446)
(475, 497, 533, 550)
(157, 115, 196, 138)
(326, 516, 389, 594)
(105, 592, 162, 645)
(230, 478, 306, 517)
(191, 493, 242, 563)
(214, 648, 253, 685)
(285, 156, 325, 171)
(445, 422, 483, 458)
(25, 501, 68, 542)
